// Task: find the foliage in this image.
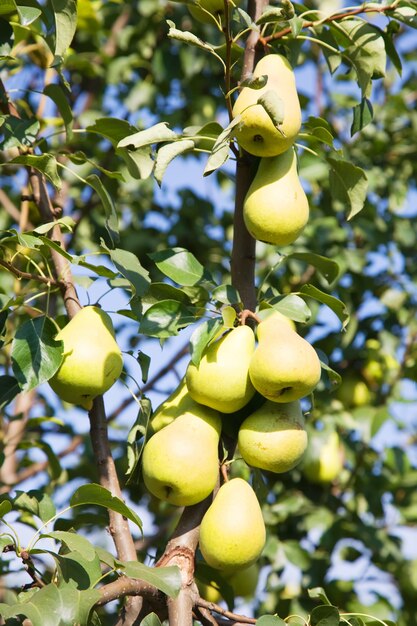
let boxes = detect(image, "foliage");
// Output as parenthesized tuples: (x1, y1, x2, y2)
(1, 0, 417, 625)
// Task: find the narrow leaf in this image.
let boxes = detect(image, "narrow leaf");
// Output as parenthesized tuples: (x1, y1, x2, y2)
(50, 0, 77, 60)
(86, 174, 119, 245)
(109, 248, 150, 298)
(300, 284, 349, 328)
(154, 139, 194, 185)
(258, 90, 285, 128)
(189, 318, 224, 366)
(167, 22, 214, 52)
(351, 97, 373, 135)
(287, 252, 340, 284)
(328, 156, 368, 220)
(0, 375, 20, 409)
(70, 484, 143, 531)
(117, 122, 177, 150)
(43, 83, 73, 140)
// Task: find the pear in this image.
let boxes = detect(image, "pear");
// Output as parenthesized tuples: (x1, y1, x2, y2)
(232, 54, 301, 157)
(49, 306, 123, 410)
(228, 563, 259, 598)
(199, 478, 266, 571)
(238, 400, 307, 473)
(186, 325, 256, 413)
(141, 407, 221, 506)
(243, 149, 309, 246)
(302, 431, 343, 483)
(148, 377, 192, 435)
(249, 314, 321, 403)
(188, 0, 242, 24)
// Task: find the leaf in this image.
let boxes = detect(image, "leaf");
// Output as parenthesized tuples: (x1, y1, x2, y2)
(351, 97, 373, 135)
(154, 139, 194, 185)
(256, 616, 287, 626)
(109, 248, 150, 298)
(139, 612, 163, 626)
(50, 0, 78, 60)
(167, 21, 214, 52)
(16, 4, 42, 25)
(0, 0, 17, 16)
(0, 18, 13, 58)
(87, 117, 138, 144)
(258, 90, 285, 128)
(0, 375, 20, 410)
(300, 284, 349, 328)
(327, 156, 368, 220)
(43, 84, 73, 140)
(120, 561, 181, 598)
(303, 116, 334, 147)
(308, 587, 332, 605)
(310, 605, 340, 626)
(11, 154, 61, 189)
(239, 75, 268, 89)
(203, 142, 230, 176)
(267, 294, 312, 323)
(125, 396, 152, 482)
(14, 490, 56, 523)
(11, 316, 63, 392)
(1, 116, 40, 149)
(117, 146, 154, 179)
(86, 174, 119, 245)
(0, 500, 12, 518)
(189, 317, 224, 366)
(50, 550, 102, 590)
(149, 247, 205, 286)
(256, 7, 285, 24)
(211, 284, 242, 306)
(43, 531, 96, 561)
(289, 16, 304, 37)
(69, 484, 143, 531)
(287, 252, 339, 284)
(117, 122, 177, 149)
(140, 300, 196, 338)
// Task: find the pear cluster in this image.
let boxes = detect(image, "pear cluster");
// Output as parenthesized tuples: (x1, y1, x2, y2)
(141, 312, 321, 572)
(233, 54, 309, 247)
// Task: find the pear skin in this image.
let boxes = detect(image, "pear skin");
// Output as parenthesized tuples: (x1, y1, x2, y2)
(148, 377, 192, 435)
(186, 325, 256, 413)
(141, 408, 221, 506)
(49, 306, 123, 410)
(249, 315, 321, 403)
(199, 478, 266, 571)
(243, 149, 309, 246)
(232, 54, 301, 157)
(238, 400, 307, 473)
(303, 431, 343, 483)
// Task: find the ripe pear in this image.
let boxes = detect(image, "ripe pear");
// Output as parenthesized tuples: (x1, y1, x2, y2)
(238, 400, 307, 473)
(232, 54, 301, 157)
(249, 314, 321, 403)
(199, 478, 266, 571)
(243, 149, 309, 246)
(188, 0, 242, 24)
(148, 377, 191, 435)
(49, 306, 123, 410)
(186, 325, 256, 413)
(141, 407, 221, 506)
(302, 431, 343, 483)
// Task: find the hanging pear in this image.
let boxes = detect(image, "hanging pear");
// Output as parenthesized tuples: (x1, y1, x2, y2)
(148, 377, 192, 435)
(141, 407, 221, 506)
(199, 478, 266, 571)
(238, 400, 307, 473)
(49, 306, 123, 410)
(232, 54, 301, 157)
(302, 430, 343, 484)
(186, 325, 256, 413)
(249, 314, 321, 403)
(243, 149, 309, 246)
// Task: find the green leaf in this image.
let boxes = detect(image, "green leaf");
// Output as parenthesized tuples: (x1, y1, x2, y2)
(289, 16, 304, 37)
(16, 4, 42, 25)
(0, 535, 13, 552)
(11, 316, 63, 392)
(256, 7, 285, 25)
(43, 84, 73, 140)
(69, 484, 143, 531)
(310, 605, 340, 626)
(308, 587, 332, 605)
(43, 531, 96, 561)
(0, 375, 20, 409)
(86, 174, 119, 245)
(256, 616, 287, 626)
(211, 284, 242, 306)
(167, 21, 215, 53)
(87, 117, 138, 144)
(0, 115, 40, 149)
(125, 396, 152, 483)
(149, 247, 205, 286)
(371, 407, 390, 437)
(266, 294, 311, 323)
(189, 317, 224, 366)
(299, 284, 349, 328)
(239, 75, 268, 89)
(0, 0, 17, 16)
(120, 561, 181, 598)
(140, 300, 196, 338)
(11, 154, 61, 189)
(203, 141, 230, 176)
(154, 139, 194, 186)
(117, 146, 154, 179)
(50, 0, 78, 60)
(258, 90, 284, 128)
(117, 122, 177, 150)
(287, 252, 339, 284)
(351, 97, 373, 135)
(327, 155, 368, 220)
(50, 549, 102, 590)
(0, 500, 12, 518)
(139, 613, 163, 626)
(303, 116, 334, 147)
(109, 248, 150, 298)
(14, 490, 56, 523)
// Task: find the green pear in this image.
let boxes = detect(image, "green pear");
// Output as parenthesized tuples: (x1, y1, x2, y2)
(148, 377, 191, 435)
(188, 0, 242, 24)
(238, 400, 307, 473)
(186, 325, 256, 413)
(249, 314, 321, 402)
(141, 407, 221, 506)
(243, 149, 309, 246)
(199, 478, 266, 571)
(232, 54, 301, 157)
(336, 374, 371, 408)
(49, 306, 123, 410)
(228, 562, 259, 598)
(302, 430, 343, 483)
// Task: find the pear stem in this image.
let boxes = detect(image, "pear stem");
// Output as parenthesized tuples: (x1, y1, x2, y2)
(239, 309, 261, 326)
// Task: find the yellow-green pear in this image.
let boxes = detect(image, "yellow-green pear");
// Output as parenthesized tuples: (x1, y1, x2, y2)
(148, 377, 191, 435)
(302, 431, 343, 483)
(199, 478, 266, 571)
(243, 149, 309, 246)
(49, 306, 123, 410)
(186, 325, 256, 413)
(336, 374, 371, 408)
(249, 315, 321, 403)
(232, 54, 301, 157)
(227, 563, 259, 598)
(188, 0, 242, 24)
(141, 407, 221, 506)
(238, 400, 307, 473)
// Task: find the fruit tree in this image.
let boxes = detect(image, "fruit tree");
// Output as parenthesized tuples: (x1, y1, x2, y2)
(1, 1, 417, 625)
